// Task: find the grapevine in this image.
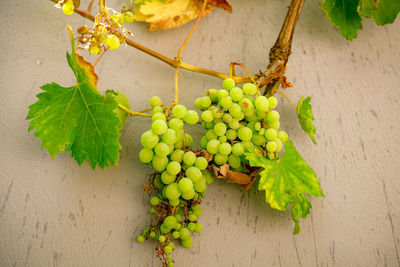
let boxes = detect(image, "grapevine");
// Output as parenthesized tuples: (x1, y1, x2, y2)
(26, 0, 399, 266)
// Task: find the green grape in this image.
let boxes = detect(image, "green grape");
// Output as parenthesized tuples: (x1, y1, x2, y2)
(277, 131, 288, 143)
(62, 0, 74, 15)
(175, 223, 182, 230)
(202, 170, 214, 184)
(234, 112, 245, 121)
(169, 118, 184, 130)
(150, 96, 162, 108)
(158, 235, 166, 243)
(139, 148, 153, 163)
(165, 183, 181, 200)
(188, 222, 196, 231)
(267, 110, 280, 122)
(152, 156, 168, 171)
(124, 11, 134, 23)
(152, 120, 168, 135)
(252, 134, 266, 146)
(175, 214, 182, 222)
(172, 231, 180, 239)
(206, 130, 217, 140)
(172, 105, 187, 118)
(238, 127, 252, 141)
(170, 150, 183, 163)
(166, 161, 181, 176)
(218, 142, 232, 155)
(192, 193, 199, 201)
(254, 96, 269, 112)
(195, 157, 208, 170)
(184, 133, 194, 148)
(228, 154, 241, 169)
(214, 122, 227, 136)
(194, 223, 203, 233)
(150, 196, 160, 206)
(239, 98, 254, 113)
(153, 175, 163, 190)
(214, 153, 228, 165)
(275, 138, 283, 152)
(229, 103, 242, 118)
(164, 216, 177, 229)
(222, 113, 232, 123)
(212, 107, 224, 118)
(88, 43, 101, 55)
(259, 128, 266, 136)
(254, 122, 261, 131)
(162, 129, 178, 145)
(179, 228, 190, 240)
(268, 152, 276, 160)
(153, 106, 163, 113)
(194, 98, 203, 110)
(192, 206, 202, 217)
(193, 179, 207, 193)
(228, 119, 240, 129)
(206, 139, 220, 154)
(111, 12, 124, 25)
(96, 31, 107, 43)
(164, 245, 173, 254)
(243, 83, 257, 95)
(152, 112, 166, 122)
(265, 128, 277, 140)
(200, 136, 208, 149)
(205, 122, 215, 129)
(266, 141, 277, 152)
(200, 96, 212, 108)
(222, 78, 236, 91)
(246, 112, 258, 122)
(181, 189, 195, 200)
(231, 143, 244, 156)
(150, 208, 157, 214)
(168, 260, 173, 266)
(182, 151, 196, 166)
(269, 120, 280, 130)
(141, 130, 159, 149)
(161, 171, 176, 184)
(181, 238, 193, 248)
(220, 96, 233, 108)
(226, 129, 237, 141)
(149, 231, 156, 238)
(106, 35, 120, 50)
(206, 89, 219, 102)
(169, 242, 175, 248)
(160, 224, 171, 234)
(184, 110, 199, 125)
(230, 87, 243, 101)
(155, 142, 170, 157)
(169, 198, 180, 207)
(178, 178, 193, 192)
(201, 110, 214, 122)
(268, 96, 278, 109)
(219, 136, 227, 143)
(186, 167, 202, 183)
(137, 235, 145, 243)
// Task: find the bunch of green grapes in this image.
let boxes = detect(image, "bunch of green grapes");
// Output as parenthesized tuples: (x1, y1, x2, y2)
(137, 97, 214, 267)
(195, 78, 289, 170)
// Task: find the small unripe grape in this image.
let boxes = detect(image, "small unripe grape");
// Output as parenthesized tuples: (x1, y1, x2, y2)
(228, 119, 240, 129)
(179, 228, 190, 240)
(268, 96, 278, 109)
(195, 157, 208, 170)
(206, 89, 219, 102)
(206, 130, 218, 140)
(200, 96, 212, 108)
(238, 127, 252, 141)
(267, 110, 280, 122)
(139, 148, 153, 163)
(222, 113, 232, 123)
(183, 151, 196, 166)
(155, 142, 170, 157)
(194, 98, 203, 109)
(275, 138, 283, 152)
(158, 235, 166, 243)
(220, 96, 233, 109)
(218, 143, 232, 155)
(150, 196, 160, 206)
(106, 35, 120, 50)
(161, 171, 176, 184)
(277, 131, 288, 143)
(150, 96, 162, 108)
(254, 96, 269, 112)
(96, 32, 107, 43)
(181, 237, 193, 248)
(160, 224, 171, 234)
(200, 136, 208, 149)
(141, 130, 159, 149)
(170, 149, 184, 162)
(181, 189, 195, 200)
(214, 122, 227, 136)
(169, 198, 180, 207)
(203, 170, 214, 184)
(172, 105, 187, 118)
(124, 11, 134, 23)
(149, 231, 156, 238)
(194, 223, 203, 233)
(193, 179, 207, 193)
(153, 106, 163, 113)
(269, 120, 280, 130)
(165, 183, 181, 200)
(265, 128, 278, 141)
(228, 154, 241, 169)
(192, 205, 202, 217)
(164, 216, 178, 229)
(214, 153, 228, 165)
(201, 110, 214, 122)
(186, 167, 202, 183)
(152, 156, 168, 172)
(252, 134, 266, 146)
(178, 178, 193, 193)
(222, 78, 235, 91)
(229, 103, 242, 118)
(188, 222, 196, 231)
(89, 43, 101, 55)
(243, 83, 257, 95)
(172, 231, 180, 239)
(166, 161, 181, 176)
(169, 118, 184, 130)
(184, 110, 199, 125)
(266, 141, 277, 152)
(111, 12, 124, 25)
(212, 107, 224, 119)
(230, 87, 243, 101)
(206, 139, 220, 154)
(137, 236, 145, 243)
(226, 129, 237, 141)
(232, 143, 244, 156)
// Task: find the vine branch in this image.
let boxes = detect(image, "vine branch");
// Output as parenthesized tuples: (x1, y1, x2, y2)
(49, 0, 249, 83)
(256, 0, 305, 95)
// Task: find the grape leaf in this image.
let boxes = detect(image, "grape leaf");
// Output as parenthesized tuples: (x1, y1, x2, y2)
(27, 38, 122, 169)
(244, 141, 324, 234)
(297, 96, 316, 144)
(134, 0, 232, 31)
(358, 0, 400, 25)
(321, 0, 362, 40)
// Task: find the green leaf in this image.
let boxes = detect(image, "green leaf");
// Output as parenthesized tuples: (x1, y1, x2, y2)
(321, 0, 362, 40)
(358, 0, 400, 25)
(27, 48, 122, 169)
(297, 96, 316, 144)
(244, 141, 324, 234)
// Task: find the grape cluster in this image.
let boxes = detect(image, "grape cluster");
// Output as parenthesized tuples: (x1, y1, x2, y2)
(137, 97, 214, 266)
(195, 78, 289, 170)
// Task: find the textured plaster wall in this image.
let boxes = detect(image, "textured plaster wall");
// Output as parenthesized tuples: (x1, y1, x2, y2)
(0, 0, 400, 266)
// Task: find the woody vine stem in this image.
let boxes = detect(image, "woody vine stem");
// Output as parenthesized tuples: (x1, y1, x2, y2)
(49, 0, 305, 99)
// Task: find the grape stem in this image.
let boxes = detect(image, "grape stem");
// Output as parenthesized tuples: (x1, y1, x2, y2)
(229, 62, 260, 96)
(276, 88, 296, 111)
(48, 0, 249, 83)
(87, 0, 95, 13)
(118, 104, 152, 117)
(93, 48, 107, 67)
